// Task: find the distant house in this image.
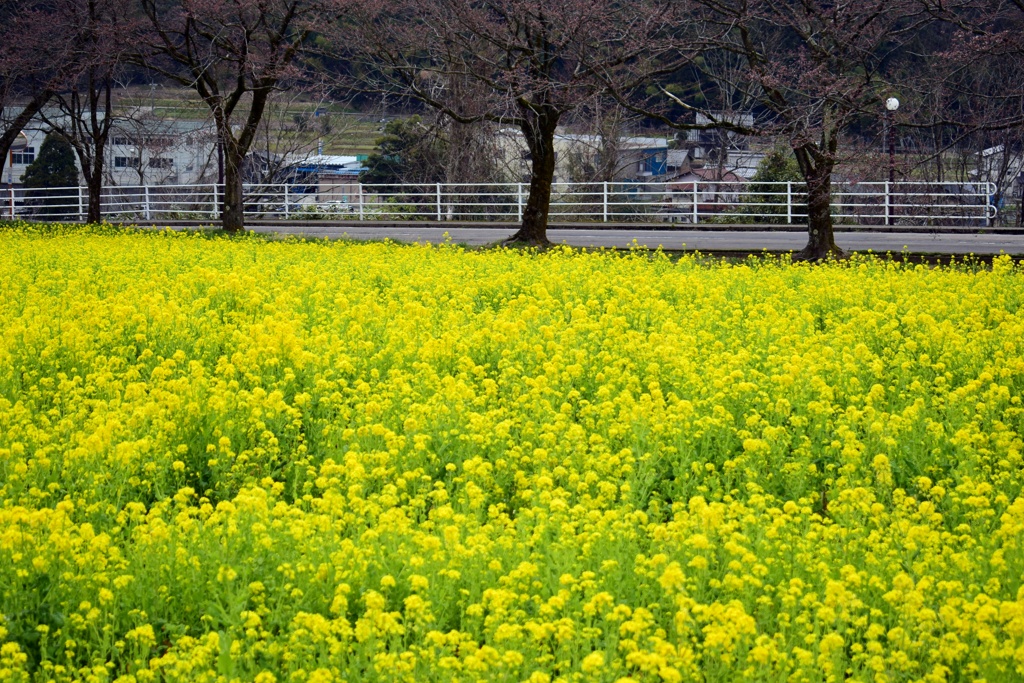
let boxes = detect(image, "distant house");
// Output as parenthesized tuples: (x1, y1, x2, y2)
(684, 112, 755, 151)
(721, 151, 766, 180)
(668, 168, 748, 214)
(599, 135, 671, 179)
(278, 154, 366, 204)
(671, 144, 764, 177)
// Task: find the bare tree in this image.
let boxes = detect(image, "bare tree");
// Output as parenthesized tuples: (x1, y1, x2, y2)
(341, 0, 682, 244)
(40, 0, 138, 223)
(137, 0, 343, 231)
(438, 117, 506, 186)
(555, 99, 644, 184)
(915, 0, 1024, 226)
(612, 0, 930, 259)
(247, 89, 353, 185)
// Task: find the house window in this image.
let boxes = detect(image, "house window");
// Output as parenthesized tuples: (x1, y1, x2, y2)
(113, 136, 132, 146)
(11, 147, 35, 165)
(114, 156, 140, 168)
(148, 158, 174, 169)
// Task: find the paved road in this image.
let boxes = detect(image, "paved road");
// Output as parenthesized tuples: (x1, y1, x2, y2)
(252, 224, 1024, 254)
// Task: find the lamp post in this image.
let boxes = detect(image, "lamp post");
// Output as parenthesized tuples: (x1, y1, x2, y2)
(885, 97, 899, 226)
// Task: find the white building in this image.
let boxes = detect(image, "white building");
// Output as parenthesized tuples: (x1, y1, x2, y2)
(2, 113, 53, 187)
(106, 117, 219, 187)
(2, 107, 219, 188)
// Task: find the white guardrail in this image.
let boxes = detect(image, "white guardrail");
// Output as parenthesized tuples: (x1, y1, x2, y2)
(2, 180, 999, 226)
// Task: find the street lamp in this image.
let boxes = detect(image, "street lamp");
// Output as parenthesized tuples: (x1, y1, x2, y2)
(886, 98, 899, 182)
(885, 97, 899, 225)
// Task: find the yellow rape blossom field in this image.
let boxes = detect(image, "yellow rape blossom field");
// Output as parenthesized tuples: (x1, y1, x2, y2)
(1, 223, 1023, 683)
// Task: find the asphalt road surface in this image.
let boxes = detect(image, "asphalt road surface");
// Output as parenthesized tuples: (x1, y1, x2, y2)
(251, 224, 1024, 254)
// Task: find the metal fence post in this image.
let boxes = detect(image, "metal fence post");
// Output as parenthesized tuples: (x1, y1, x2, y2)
(517, 183, 524, 222)
(284, 184, 290, 218)
(692, 181, 699, 224)
(884, 180, 890, 226)
(358, 184, 364, 220)
(144, 185, 151, 220)
(603, 182, 609, 222)
(786, 182, 792, 224)
(985, 189, 991, 228)
(436, 183, 442, 221)
(78, 186, 84, 222)
(211, 183, 218, 219)
(9, 185, 15, 219)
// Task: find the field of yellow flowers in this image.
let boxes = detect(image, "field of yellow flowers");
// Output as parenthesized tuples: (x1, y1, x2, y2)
(0, 223, 1022, 683)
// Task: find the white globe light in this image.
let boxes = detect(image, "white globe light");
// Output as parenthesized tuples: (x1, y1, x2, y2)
(885, 97, 900, 111)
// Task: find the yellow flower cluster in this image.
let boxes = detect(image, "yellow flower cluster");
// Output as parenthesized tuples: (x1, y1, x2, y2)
(1, 223, 1023, 682)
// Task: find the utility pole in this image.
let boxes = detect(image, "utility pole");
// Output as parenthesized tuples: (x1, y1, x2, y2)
(7, 148, 13, 220)
(1018, 170, 1024, 228)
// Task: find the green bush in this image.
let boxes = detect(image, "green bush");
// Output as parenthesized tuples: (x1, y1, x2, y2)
(21, 133, 80, 220)
(741, 147, 805, 224)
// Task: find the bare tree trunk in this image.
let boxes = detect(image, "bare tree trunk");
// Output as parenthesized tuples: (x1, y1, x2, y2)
(87, 174, 103, 222)
(506, 111, 558, 245)
(209, 114, 246, 232)
(221, 141, 246, 232)
(794, 145, 844, 260)
(209, 89, 271, 233)
(71, 149, 106, 223)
